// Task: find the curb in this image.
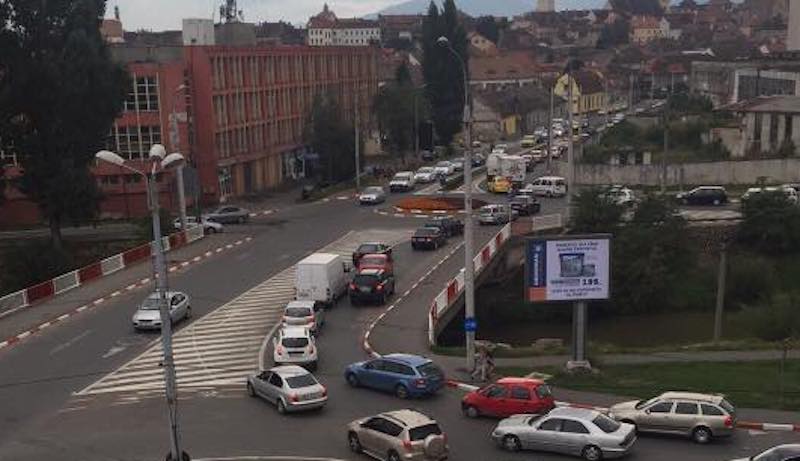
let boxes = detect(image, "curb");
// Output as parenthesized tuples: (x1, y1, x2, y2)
(373, 208, 469, 219)
(0, 236, 254, 352)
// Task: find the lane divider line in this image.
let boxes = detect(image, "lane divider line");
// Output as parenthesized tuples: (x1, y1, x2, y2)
(0, 236, 255, 352)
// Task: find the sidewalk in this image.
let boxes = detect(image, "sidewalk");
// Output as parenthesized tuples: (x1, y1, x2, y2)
(0, 231, 246, 343)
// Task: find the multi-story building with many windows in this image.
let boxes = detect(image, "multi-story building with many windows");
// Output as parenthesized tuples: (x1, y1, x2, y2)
(307, 4, 381, 47)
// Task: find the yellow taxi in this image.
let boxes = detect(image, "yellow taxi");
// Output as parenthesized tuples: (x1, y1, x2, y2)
(487, 176, 512, 194)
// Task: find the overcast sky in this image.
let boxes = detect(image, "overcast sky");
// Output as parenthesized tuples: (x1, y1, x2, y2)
(109, 0, 398, 31)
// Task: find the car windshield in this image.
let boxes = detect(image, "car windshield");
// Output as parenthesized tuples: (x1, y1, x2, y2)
(635, 397, 659, 409)
(593, 414, 621, 433)
(417, 362, 443, 377)
(358, 244, 380, 254)
(281, 337, 309, 348)
(285, 374, 318, 389)
(395, 173, 412, 179)
(364, 187, 383, 194)
(418, 167, 434, 174)
(140, 297, 161, 310)
(415, 228, 438, 237)
(359, 256, 385, 266)
(353, 274, 380, 286)
(436, 162, 450, 167)
(285, 307, 312, 317)
(408, 423, 442, 441)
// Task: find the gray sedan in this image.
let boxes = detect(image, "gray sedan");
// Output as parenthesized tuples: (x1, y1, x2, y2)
(491, 407, 637, 461)
(205, 205, 250, 224)
(730, 444, 800, 461)
(246, 365, 327, 414)
(358, 186, 387, 205)
(132, 291, 191, 330)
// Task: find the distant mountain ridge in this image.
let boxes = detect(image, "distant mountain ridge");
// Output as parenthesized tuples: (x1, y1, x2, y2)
(372, 0, 743, 18)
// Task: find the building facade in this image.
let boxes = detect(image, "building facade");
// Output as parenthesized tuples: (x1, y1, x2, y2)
(554, 70, 608, 115)
(307, 4, 380, 47)
(630, 16, 670, 44)
(789, 0, 800, 51)
(725, 96, 800, 156)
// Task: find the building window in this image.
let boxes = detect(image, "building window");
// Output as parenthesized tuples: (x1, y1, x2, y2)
(125, 75, 159, 112)
(786, 115, 794, 141)
(112, 125, 161, 160)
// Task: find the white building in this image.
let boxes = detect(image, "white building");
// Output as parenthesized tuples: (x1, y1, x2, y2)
(536, 0, 555, 12)
(307, 4, 380, 47)
(789, 0, 800, 51)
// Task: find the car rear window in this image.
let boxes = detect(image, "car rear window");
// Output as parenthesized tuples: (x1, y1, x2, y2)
(416, 362, 443, 377)
(409, 423, 442, 441)
(359, 256, 385, 266)
(701, 404, 724, 416)
(358, 244, 380, 253)
(285, 307, 312, 317)
(593, 414, 621, 433)
(285, 374, 317, 389)
(415, 228, 438, 237)
(720, 399, 735, 414)
(354, 274, 380, 286)
(281, 337, 309, 348)
(535, 384, 552, 399)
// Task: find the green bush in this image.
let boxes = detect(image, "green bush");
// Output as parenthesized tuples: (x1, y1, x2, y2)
(738, 192, 800, 255)
(1, 241, 73, 293)
(738, 293, 800, 341)
(726, 252, 776, 308)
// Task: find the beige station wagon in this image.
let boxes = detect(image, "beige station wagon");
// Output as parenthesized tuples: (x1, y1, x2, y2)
(347, 409, 448, 461)
(608, 391, 736, 444)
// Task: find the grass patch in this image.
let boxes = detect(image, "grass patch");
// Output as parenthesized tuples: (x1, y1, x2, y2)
(497, 360, 800, 411)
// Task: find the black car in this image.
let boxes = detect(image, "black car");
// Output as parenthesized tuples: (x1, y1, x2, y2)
(509, 194, 541, 216)
(352, 242, 393, 266)
(349, 268, 395, 305)
(421, 150, 436, 162)
(424, 216, 464, 237)
(472, 153, 486, 167)
(677, 186, 728, 206)
(411, 227, 446, 250)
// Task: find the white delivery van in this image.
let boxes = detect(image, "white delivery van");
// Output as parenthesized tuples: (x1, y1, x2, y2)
(500, 155, 527, 185)
(295, 253, 349, 307)
(486, 153, 504, 180)
(529, 176, 568, 197)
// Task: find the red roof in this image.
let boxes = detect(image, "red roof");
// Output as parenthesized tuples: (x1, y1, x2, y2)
(469, 52, 539, 81)
(631, 15, 662, 30)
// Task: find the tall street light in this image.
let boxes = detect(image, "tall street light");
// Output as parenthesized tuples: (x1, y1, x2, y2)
(171, 84, 189, 230)
(96, 145, 187, 461)
(437, 36, 476, 371)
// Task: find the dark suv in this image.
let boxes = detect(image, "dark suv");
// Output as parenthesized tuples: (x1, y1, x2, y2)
(677, 186, 728, 206)
(352, 242, 393, 266)
(412, 227, 446, 250)
(349, 268, 396, 305)
(424, 216, 464, 237)
(509, 194, 541, 216)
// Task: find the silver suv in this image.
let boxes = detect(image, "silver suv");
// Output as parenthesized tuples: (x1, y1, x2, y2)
(347, 409, 449, 461)
(608, 391, 736, 443)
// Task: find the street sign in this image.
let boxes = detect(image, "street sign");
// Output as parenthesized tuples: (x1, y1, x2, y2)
(464, 317, 477, 332)
(526, 235, 611, 303)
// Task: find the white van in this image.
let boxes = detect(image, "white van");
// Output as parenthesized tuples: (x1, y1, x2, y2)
(486, 153, 504, 179)
(295, 253, 349, 307)
(529, 176, 567, 197)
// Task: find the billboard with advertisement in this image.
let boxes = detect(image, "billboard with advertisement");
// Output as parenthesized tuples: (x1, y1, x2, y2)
(526, 235, 611, 303)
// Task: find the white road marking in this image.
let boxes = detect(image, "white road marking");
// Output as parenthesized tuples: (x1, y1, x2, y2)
(78, 228, 412, 396)
(50, 330, 92, 355)
(102, 346, 127, 359)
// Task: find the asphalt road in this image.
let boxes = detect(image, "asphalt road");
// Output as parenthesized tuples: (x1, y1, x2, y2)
(0, 181, 796, 461)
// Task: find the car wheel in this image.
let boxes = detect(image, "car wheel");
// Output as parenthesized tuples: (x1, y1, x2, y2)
(346, 373, 359, 387)
(463, 405, 480, 418)
(238, 216, 245, 224)
(582, 445, 603, 461)
(395, 384, 409, 399)
(387, 451, 401, 461)
(276, 399, 287, 414)
(348, 432, 362, 453)
(502, 435, 521, 452)
(207, 227, 216, 234)
(246, 382, 256, 397)
(692, 426, 712, 444)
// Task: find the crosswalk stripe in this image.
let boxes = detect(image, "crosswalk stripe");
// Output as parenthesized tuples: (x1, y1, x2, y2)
(76, 228, 412, 396)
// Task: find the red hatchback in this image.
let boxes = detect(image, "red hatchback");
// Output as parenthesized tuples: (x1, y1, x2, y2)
(461, 377, 555, 418)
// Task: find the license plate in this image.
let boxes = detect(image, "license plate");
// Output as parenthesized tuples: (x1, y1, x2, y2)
(360, 287, 371, 293)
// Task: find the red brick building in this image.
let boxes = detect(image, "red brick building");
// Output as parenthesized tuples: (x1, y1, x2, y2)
(1, 35, 378, 225)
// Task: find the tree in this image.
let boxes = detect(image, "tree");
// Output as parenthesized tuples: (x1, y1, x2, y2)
(597, 18, 630, 49)
(305, 93, 357, 183)
(374, 63, 424, 163)
(570, 188, 625, 234)
(475, 16, 499, 43)
(0, 0, 128, 251)
(738, 191, 800, 255)
(422, 0, 469, 146)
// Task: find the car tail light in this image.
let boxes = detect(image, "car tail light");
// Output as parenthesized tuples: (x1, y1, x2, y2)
(349, 283, 357, 291)
(290, 394, 299, 402)
(309, 314, 315, 323)
(321, 386, 327, 397)
(402, 439, 413, 451)
(724, 416, 733, 428)
(414, 378, 427, 388)
(276, 346, 285, 355)
(308, 345, 315, 355)
(376, 283, 384, 292)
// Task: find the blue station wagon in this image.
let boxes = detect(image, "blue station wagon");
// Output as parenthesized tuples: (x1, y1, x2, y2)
(345, 354, 445, 399)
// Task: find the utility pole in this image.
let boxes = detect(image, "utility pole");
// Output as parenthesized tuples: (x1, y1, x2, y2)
(566, 68, 576, 220)
(414, 92, 420, 158)
(662, 101, 669, 194)
(355, 88, 361, 193)
(628, 74, 634, 115)
(547, 80, 554, 173)
(713, 241, 728, 343)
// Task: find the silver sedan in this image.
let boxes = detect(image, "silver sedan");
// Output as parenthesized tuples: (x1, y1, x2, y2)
(246, 365, 327, 414)
(131, 291, 191, 330)
(491, 407, 637, 461)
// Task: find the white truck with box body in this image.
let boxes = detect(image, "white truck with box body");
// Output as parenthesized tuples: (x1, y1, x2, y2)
(295, 253, 349, 307)
(487, 153, 504, 180)
(500, 155, 527, 185)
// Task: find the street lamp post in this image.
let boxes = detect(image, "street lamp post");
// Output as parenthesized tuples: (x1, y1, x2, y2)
(171, 84, 188, 231)
(438, 36, 476, 371)
(96, 145, 186, 461)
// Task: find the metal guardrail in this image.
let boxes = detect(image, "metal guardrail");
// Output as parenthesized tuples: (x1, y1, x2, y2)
(53, 271, 80, 295)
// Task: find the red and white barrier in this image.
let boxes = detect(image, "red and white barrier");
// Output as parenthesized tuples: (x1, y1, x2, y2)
(0, 224, 205, 319)
(736, 421, 800, 433)
(427, 224, 511, 346)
